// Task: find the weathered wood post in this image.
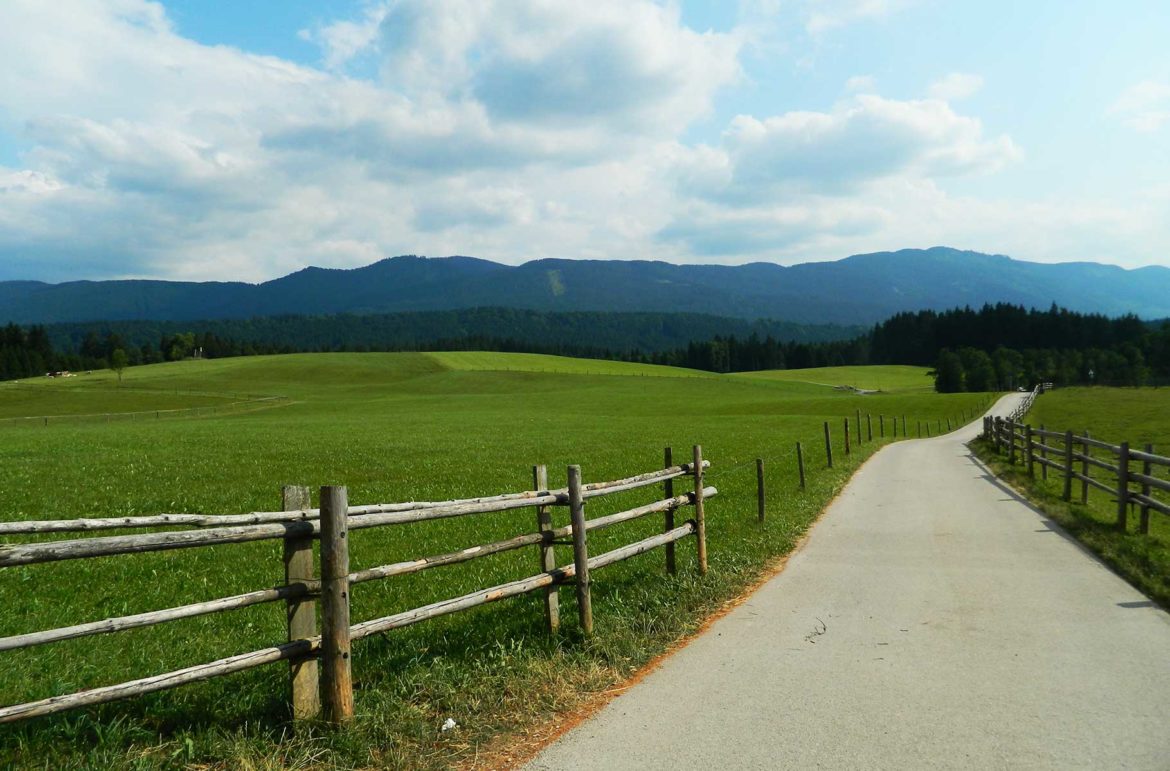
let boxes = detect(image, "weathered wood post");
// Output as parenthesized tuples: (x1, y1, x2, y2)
(879, 415, 885, 438)
(1039, 424, 1048, 481)
(1140, 443, 1153, 535)
(533, 465, 560, 632)
(796, 442, 806, 490)
(756, 458, 765, 523)
(867, 414, 873, 442)
(856, 409, 862, 444)
(1008, 421, 1017, 465)
(844, 419, 851, 456)
(823, 422, 833, 468)
(1081, 431, 1092, 504)
(1116, 442, 1130, 532)
(319, 485, 353, 725)
(1062, 430, 1074, 501)
(994, 417, 1003, 452)
(567, 465, 592, 634)
(918, 419, 923, 438)
(902, 415, 907, 436)
(1025, 425, 1035, 478)
(663, 447, 676, 575)
(283, 485, 320, 722)
(892, 415, 898, 438)
(693, 445, 708, 575)
(946, 417, 952, 432)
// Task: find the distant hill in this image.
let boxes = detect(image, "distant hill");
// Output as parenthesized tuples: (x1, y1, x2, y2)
(3, 247, 1169, 325)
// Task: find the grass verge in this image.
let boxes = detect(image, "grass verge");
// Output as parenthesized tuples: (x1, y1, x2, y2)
(969, 439, 1169, 609)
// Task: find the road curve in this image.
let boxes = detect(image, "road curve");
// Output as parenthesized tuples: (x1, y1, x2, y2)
(526, 394, 1170, 770)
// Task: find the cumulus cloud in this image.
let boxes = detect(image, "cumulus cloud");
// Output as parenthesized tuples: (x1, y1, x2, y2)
(1110, 80, 1170, 132)
(676, 95, 1020, 203)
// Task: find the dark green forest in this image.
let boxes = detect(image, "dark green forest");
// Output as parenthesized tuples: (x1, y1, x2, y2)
(2, 304, 1168, 390)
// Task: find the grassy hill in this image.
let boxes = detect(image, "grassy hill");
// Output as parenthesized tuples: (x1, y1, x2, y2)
(732, 365, 935, 392)
(0, 354, 993, 768)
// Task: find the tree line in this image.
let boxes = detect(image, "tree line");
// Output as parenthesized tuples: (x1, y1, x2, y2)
(2, 304, 1168, 389)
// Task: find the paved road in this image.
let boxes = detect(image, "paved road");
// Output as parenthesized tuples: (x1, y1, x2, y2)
(527, 394, 1170, 770)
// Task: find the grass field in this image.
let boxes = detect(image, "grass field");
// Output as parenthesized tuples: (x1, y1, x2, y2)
(975, 386, 1170, 607)
(733, 365, 936, 392)
(0, 353, 994, 769)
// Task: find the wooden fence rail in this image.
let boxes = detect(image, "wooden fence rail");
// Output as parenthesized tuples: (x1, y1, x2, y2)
(0, 449, 716, 725)
(982, 416, 1169, 534)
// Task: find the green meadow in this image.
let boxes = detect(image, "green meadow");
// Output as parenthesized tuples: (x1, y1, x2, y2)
(0, 354, 993, 769)
(977, 386, 1170, 607)
(732, 364, 936, 392)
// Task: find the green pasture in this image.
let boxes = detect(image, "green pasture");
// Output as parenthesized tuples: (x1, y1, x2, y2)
(976, 386, 1169, 607)
(0, 353, 994, 769)
(733, 364, 935, 392)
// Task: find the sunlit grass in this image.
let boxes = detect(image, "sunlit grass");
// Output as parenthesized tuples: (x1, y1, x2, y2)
(731, 364, 936, 392)
(0, 353, 993, 768)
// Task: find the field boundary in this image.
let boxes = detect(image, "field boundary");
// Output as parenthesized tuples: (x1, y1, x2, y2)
(981, 409, 1168, 535)
(0, 452, 716, 725)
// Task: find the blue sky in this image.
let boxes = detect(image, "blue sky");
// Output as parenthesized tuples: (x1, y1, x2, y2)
(0, 1, 1168, 282)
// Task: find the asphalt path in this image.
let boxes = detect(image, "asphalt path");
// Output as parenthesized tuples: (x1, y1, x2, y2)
(526, 393, 1170, 770)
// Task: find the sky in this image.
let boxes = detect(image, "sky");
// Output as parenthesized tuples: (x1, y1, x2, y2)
(0, 1, 1168, 283)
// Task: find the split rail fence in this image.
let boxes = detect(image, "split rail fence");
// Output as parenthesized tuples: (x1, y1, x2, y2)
(983, 416, 1168, 535)
(0, 448, 715, 725)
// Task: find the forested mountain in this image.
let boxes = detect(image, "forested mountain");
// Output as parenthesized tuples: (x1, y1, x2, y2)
(4, 247, 1169, 326)
(42, 308, 861, 359)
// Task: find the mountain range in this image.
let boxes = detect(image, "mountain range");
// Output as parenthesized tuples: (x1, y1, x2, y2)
(3, 247, 1168, 326)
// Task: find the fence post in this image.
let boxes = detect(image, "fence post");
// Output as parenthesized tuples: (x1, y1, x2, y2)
(663, 447, 676, 575)
(693, 445, 708, 576)
(879, 415, 885, 438)
(1140, 444, 1152, 535)
(1025, 425, 1035, 478)
(856, 409, 862, 444)
(946, 418, 952, 432)
(283, 485, 320, 722)
(844, 419, 851, 456)
(902, 415, 907, 436)
(867, 414, 873, 442)
(567, 465, 592, 634)
(823, 422, 833, 468)
(756, 458, 765, 523)
(1062, 430, 1074, 501)
(1082, 431, 1091, 504)
(796, 442, 806, 490)
(1116, 443, 1130, 532)
(994, 417, 1003, 452)
(1008, 421, 1017, 465)
(319, 485, 353, 725)
(533, 465, 560, 632)
(892, 415, 898, 438)
(1039, 425, 1048, 481)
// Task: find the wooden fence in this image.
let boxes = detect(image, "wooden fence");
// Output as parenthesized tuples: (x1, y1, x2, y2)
(0, 449, 715, 725)
(982, 417, 1169, 534)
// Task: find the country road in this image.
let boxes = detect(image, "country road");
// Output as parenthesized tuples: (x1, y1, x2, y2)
(526, 393, 1170, 770)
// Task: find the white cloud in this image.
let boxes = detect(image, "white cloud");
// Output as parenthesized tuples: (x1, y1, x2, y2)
(677, 95, 1020, 203)
(928, 73, 984, 101)
(1110, 80, 1170, 132)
